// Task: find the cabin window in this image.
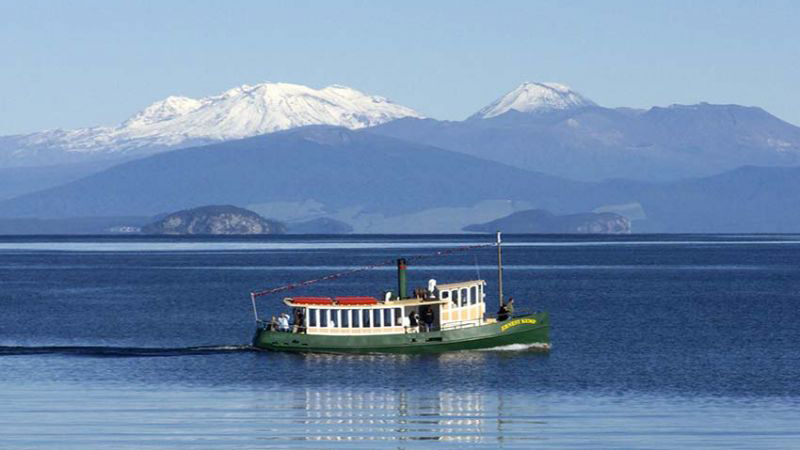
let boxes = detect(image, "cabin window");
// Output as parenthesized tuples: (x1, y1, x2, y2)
(383, 308, 392, 327)
(470, 286, 477, 305)
(373, 309, 382, 327)
(309, 308, 317, 327)
(394, 308, 402, 326)
(442, 291, 449, 300)
(362, 309, 371, 328)
(478, 285, 483, 303)
(320, 309, 328, 327)
(451, 290, 459, 307)
(351, 310, 360, 328)
(331, 310, 338, 327)
(341, 309, 350, 328)
(461, 288, 468, 307)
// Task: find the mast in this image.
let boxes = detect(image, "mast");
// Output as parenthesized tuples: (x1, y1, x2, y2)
(496, 231, 504, 308)
(397, 258, 408, 299)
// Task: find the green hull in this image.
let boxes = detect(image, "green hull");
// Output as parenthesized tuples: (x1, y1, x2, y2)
(252, 312, 549, 354)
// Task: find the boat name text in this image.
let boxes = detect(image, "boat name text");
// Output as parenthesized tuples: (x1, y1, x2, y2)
(500, 318, 537, 332)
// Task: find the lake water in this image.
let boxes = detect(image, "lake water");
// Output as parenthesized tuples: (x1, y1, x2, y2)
(1, 235, 799, 449)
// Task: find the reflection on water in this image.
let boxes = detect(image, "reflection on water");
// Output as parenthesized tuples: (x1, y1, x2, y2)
(4, 379, 798, 449)
(281, 389, 490, 443)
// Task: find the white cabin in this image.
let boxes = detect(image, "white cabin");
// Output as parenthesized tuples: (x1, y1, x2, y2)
(282, 279, 490, 336)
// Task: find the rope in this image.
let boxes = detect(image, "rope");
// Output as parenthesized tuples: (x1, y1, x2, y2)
(250, 242, 495, 299)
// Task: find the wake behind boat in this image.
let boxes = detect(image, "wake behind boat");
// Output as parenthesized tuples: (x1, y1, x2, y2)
(250, 233, 550, 354)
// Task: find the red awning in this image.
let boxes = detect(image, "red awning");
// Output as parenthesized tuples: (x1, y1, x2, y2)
(290, 297, 334, 305)
(335, 296, 379, 305)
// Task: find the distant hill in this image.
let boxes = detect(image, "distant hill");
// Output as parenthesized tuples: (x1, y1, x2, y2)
(142, 205, 285, 235)
(464, 209, 630, 234)
(0, 126, 583, 221)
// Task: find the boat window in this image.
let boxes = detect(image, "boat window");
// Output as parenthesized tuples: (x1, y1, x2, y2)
(383, 308, 392, 327)
(351, 309, 360, 328)
(373, 309, 382, 327)
(394, 308, 402, 326)
(309, 308, 317, 327)
(470, 286, 477, 305)
(341, 309, 350, 328)
(442, 291, 449, 300)
(478, 284, 483, 303)
(451, 290, 459, 307)
(362, 309, 371, 328)
(330, 310, 338, 327)
(461, 288, 468, 307)
(320, 309, 328, 327)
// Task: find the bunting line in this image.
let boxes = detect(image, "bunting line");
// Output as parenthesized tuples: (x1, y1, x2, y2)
(250, 242, 495, 299)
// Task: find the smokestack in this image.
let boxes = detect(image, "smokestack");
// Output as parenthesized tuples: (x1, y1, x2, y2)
(397, 258, 408, 300)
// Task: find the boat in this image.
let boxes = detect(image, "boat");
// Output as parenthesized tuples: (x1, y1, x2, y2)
(250, 232, 549, 354)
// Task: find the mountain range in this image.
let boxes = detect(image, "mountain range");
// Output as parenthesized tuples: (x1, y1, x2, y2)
(1, 80, 799, 233)
(372, 83, 800, 181)
(0, 82, 421, 169)
(1, 125, 799, 233)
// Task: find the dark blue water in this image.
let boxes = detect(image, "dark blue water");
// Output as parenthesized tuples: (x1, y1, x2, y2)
(1, 235, 799, 448)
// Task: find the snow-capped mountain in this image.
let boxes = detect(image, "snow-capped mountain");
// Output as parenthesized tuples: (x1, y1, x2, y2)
(471, 82, 595, 119)
(0, 82, 421, 167)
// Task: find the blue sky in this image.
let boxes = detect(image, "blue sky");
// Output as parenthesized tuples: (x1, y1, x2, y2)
(1, 0, 798, 134)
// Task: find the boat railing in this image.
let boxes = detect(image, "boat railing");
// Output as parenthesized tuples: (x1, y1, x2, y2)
(256, 319, 306, 333)
(440, 320, 481, 330)
(485, 308, 536, 321)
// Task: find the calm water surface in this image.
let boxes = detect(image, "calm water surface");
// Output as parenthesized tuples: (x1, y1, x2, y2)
(1, 235, 799, 449)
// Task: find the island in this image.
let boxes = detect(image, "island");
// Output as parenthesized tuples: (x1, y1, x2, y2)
(142, 205, 286, 235)
(463, 209, 631, 234)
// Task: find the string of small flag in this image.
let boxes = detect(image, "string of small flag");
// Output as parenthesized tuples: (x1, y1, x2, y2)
(250, 241, 495, 299)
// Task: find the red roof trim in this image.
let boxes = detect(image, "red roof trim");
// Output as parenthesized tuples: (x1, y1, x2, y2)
(335, 296, 379, 305)
(290, 297, 334, 305)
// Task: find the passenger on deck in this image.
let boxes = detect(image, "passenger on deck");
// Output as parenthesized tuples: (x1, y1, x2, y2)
(277, 313, 290, 332)
(497, 298, 514, 321)
(400, 315, 410, 332)
(293, 309, 304, 333)
(409, 310, 420, 333)
(422, 306, 434, 332)
(269, 315, 278, 331)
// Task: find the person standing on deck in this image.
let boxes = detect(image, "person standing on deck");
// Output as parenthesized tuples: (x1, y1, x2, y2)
(293, 309, 304, 333)
(409, 310, 420, 332)
(277, 313, 290, 332)
(422, 306, 434, 332)
(498, 298, 514, 321)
